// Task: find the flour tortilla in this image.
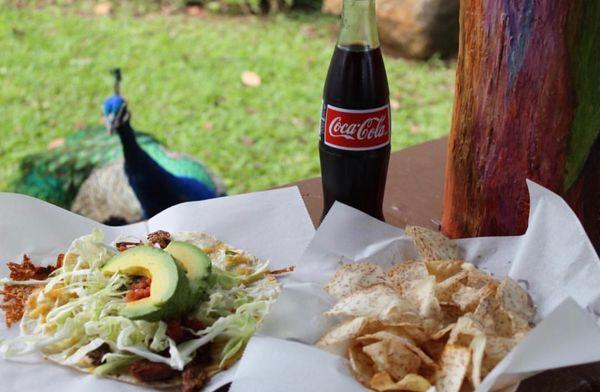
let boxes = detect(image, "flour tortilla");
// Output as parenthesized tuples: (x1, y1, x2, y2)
(44, 344, 243, 390)
(22, 231, 280, 390)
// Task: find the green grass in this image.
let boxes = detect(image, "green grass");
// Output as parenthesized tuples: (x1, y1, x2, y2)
(0, 4, 454, 194)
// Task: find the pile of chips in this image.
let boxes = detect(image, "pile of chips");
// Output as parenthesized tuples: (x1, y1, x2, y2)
(317, 226, 534, 392)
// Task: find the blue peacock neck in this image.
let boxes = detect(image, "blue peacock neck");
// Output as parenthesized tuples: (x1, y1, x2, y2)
(113, 114, 219, 219)
(116, 121, 144, 158)
(114, 119, 182, 218)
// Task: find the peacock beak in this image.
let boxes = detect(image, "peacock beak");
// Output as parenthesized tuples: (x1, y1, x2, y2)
(103, 113, 117, 135)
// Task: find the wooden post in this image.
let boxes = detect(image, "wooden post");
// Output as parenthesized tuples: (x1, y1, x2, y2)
(442, 0, 599, 251)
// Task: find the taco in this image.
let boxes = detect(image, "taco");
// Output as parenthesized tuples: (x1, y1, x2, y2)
(0, 229, 283, 391)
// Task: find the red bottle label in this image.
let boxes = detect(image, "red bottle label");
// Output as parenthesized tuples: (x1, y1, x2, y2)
(323, 104, 391, 151)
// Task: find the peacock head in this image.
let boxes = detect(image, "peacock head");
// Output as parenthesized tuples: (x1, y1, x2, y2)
(103, 68, 131, 135)
(103, 94, 130, 134)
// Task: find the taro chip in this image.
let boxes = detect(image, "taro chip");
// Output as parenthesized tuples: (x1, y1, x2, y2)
(385, 343, 421, 381)
(463, 263, 499, 289)
(425, 259, 464, 282)
(431, 323, 455, 340)
(451, 283, 495, 313)
(450, 285, 479, 312)
(362, 341, 391, 372)
(317, 316, 368, 350)
(405, 226, 460, 261)
(385, 260, 428, 295)
(435, 270, 468, 303)
(362, 339, 421, 381)
(389, 323, 430, 344)
(411, 275, 442, 319)
(434, 345, 471, 392)
(357, 330, 413, 345)
(471, 293, 497, 333)
(370, 371, 431, 392)
(358, 331, 436, 368)
(508, 312, 532, 334)
(483, 335, 520, 370)
(378, 298, 422, 325)
(364, 321, 431, 344)
(469, 334, 486, 388)
(448, 315, 484, 346)
(405, 341, 437, 369)
(324, 285, 403, 318)
(493, 310, 516, 337)
(348, 343, 375, 387)
(472, 293, 515, 337)
(496, 277, 534, 323)
(324, 263, 385, 299)
(370, 371, 396, 392)
(393, 374, 431, 392)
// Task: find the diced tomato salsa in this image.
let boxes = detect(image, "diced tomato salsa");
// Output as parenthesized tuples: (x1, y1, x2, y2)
(125, 277, 151, 302)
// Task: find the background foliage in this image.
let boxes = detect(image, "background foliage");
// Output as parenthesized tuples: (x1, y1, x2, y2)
(5, 0, 321, 14)
(0, 3, 454, 194)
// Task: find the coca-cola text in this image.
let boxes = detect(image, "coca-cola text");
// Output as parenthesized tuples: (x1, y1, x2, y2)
(324, 105, 390, 150)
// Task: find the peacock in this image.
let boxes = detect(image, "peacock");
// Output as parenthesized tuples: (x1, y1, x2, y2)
(12, 69, 225, 225)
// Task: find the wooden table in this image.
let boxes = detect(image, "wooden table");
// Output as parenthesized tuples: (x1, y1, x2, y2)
(296, 138, 447, 229)
(292, 137, 600, 392)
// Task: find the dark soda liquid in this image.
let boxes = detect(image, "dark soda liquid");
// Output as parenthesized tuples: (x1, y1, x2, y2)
(319, 44, 390, 221)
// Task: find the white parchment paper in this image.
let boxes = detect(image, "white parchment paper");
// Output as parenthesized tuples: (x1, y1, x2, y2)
(0, 187, 315, 392)
(231, 181, 600, 392)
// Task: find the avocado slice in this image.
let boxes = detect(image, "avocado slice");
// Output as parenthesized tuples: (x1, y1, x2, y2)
(102, 246, 193, 321)
(164, 241, 212, 297)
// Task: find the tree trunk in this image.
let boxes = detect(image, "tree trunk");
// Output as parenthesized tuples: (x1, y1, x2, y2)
(442, 0, 599, 251)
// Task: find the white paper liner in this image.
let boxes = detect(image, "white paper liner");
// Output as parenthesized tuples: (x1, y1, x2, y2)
(231, 181, 600, 392)
(0, 187, 315, 392)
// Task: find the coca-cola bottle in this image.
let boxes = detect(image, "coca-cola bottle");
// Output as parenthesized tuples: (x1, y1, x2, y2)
(319, 0, 390, 222)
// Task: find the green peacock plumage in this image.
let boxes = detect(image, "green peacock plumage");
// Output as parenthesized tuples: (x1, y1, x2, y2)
(12, 125, 223, 223)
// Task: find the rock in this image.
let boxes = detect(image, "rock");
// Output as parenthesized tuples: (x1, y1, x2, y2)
(378, 0, 459, 59)
(322, 0, 343, 15)
(93, 2, 112, 16)
(185, 5, 205, 17)
(241, 71, 261, 87)
(322, 0, 458, 60)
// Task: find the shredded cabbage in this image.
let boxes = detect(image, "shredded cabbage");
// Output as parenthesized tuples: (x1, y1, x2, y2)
(93, 353, 137, 376)
(1, 230, 278, 374)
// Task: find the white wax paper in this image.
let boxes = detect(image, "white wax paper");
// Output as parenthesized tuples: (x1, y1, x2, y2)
(0, 187, 315, 392)
(231, 181, 600, 392)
